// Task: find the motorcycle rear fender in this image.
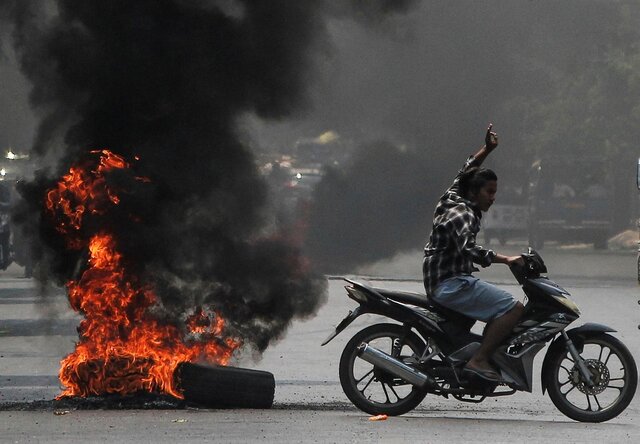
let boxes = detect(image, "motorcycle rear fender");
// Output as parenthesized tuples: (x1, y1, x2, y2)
(321, 296, 440, 346)
(341, 279, 443, 331)
(321, 305, 365, 346)
(540, 323, 616, 394)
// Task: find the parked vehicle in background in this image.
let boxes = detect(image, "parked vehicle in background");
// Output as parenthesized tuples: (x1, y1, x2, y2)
(482, 185, 528, 245)
(528, 158, 612, 250)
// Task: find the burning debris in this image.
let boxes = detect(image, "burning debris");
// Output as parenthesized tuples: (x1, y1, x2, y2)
(0, 0, 440, 405)
(45, 150, 240, 399)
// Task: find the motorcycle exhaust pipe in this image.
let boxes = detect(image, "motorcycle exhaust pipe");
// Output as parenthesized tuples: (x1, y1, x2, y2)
(356, 343, 436, 390)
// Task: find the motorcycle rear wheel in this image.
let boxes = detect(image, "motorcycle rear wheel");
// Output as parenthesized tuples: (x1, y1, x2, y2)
(544, 333, 637, 422)
(339, 323, 427, 416)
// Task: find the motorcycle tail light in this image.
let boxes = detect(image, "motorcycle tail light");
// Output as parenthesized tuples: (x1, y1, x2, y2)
(346, 286, 369, 302)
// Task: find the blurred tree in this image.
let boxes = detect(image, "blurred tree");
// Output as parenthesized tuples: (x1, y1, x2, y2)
(305, 1, 640, 271)
(505, 2, 640, 230)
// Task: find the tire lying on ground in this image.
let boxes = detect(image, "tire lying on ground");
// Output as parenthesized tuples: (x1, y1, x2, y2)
(175, 363, 275, 409)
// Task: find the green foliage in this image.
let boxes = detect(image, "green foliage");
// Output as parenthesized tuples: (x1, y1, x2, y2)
(507, 2, 640, 165)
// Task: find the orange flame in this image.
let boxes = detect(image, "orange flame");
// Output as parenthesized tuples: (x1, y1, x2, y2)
(47, 150, 239, 399)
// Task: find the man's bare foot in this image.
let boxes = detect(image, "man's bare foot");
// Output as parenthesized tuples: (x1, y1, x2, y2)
(464, 360, 500, 381)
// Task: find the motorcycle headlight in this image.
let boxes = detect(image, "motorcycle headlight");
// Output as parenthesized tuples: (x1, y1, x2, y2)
(553, 295, 581, 315)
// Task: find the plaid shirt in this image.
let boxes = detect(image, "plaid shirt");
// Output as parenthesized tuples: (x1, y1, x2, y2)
(423, 156, 496, 294)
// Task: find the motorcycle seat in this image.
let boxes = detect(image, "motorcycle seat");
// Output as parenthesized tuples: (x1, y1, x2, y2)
(374, 287, 475, 326)
(373, 288, 431, 308)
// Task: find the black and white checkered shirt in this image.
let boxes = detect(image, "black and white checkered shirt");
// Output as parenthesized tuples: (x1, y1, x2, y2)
(423, 156, 496, 295)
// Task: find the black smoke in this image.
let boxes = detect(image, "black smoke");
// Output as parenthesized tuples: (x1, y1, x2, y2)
(302, 1, 631, 272)
(1, 0, 337, 354)
(329, 0, 419, 24)
(305, 140, 438, 272)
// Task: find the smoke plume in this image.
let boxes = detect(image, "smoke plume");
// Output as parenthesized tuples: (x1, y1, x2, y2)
(305, 140, 438, 272)
(303, 1, 632, 272)
(2, 0, 332, 354)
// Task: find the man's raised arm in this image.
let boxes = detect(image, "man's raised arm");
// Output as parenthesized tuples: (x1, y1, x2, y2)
(472, 123, 499, 166)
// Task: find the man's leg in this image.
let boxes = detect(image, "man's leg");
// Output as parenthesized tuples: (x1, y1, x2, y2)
(466, 301, 525, 374)
(431, 277, 524, 377)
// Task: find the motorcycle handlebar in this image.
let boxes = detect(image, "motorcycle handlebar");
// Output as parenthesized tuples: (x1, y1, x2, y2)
(509, 248, 547, 284)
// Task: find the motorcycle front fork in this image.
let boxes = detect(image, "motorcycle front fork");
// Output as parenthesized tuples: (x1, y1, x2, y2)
(561, 331, 595, 387)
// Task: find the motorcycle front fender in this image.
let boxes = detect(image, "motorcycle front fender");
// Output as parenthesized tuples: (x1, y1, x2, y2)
(564, 322, 617, 340)
(540, 323, 617, 394)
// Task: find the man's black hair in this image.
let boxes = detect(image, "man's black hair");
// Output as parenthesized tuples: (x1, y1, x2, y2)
(459, 167, 498, 198)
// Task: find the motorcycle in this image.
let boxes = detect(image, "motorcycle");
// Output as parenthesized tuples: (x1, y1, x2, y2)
(322, 248, 637, 422)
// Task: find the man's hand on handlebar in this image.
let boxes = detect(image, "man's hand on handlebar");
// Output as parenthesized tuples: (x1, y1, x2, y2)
(493, 253, 525, 267)
(506, 255, 525, 267)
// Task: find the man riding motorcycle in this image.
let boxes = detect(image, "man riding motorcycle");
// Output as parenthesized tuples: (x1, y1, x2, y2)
(423, 124, 524, 382)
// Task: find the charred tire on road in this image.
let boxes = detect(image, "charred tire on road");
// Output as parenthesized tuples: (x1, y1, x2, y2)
(176, 363, 275, 409)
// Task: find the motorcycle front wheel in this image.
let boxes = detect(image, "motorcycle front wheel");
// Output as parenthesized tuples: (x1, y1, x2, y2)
(544, 333, 638, 422)
(339, 323, 427, 416)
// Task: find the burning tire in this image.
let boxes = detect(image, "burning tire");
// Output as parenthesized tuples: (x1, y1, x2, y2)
(175, 363, 275, 409)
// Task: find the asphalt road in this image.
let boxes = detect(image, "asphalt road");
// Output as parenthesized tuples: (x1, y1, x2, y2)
(1, 247, 639, 443)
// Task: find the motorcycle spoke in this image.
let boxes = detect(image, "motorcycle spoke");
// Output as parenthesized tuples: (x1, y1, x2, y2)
(558, 379, 572, 388)
(559, 364, 572, 376)
(380, 381, 391, 404)
(606, 384, 624, 391)
(601, 347, 613, 366)
(585, 394, 593, 411)
(561, 383, 576, 396)
(592, 394, 603, 411)
(359, 374, 376, 395)
(387, 383, 403, 402)
(355, 369, 374, 385)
